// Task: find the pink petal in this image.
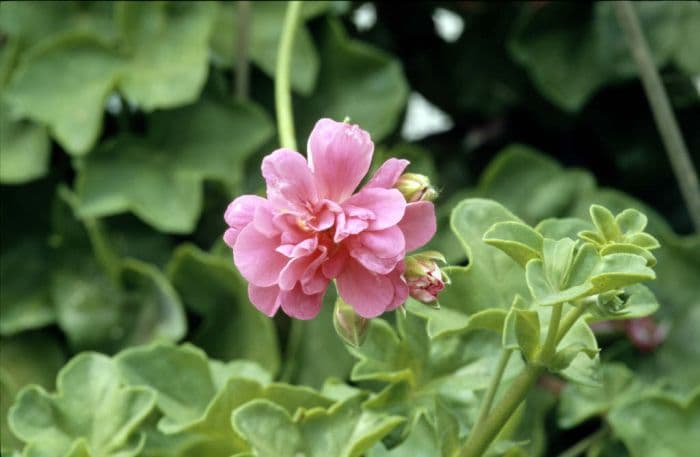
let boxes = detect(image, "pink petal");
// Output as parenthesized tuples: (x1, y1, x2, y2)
(279, 285, 325, 320)
(365, 158, 410, 189)
(399, 201, 436, 252)
(342, 188, 406, 231)
(262, 148, 317, 211)
(301, 247, 330, 295)
(322, 247, 349, 279)
(233, 224, 287, 287)
(386, 263, 409, 311)
(307, 119, 373, 202)
(336, 259, 394, 318)
(223, 195, 266, 247)
(248, 284, 281, 316)
(349, 226, 405, 274)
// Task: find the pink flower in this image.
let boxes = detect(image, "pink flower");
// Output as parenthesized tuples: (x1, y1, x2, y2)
(224, 118, 437, 319)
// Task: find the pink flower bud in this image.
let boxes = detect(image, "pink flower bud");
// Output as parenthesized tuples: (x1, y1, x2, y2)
(404, 251, 449, 306)
(395, 173, 438, 203)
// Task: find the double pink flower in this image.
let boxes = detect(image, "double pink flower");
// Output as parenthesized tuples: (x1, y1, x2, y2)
(224, 119, 436, 319)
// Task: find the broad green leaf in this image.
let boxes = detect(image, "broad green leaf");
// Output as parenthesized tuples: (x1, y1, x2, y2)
(50, 197, 186, 352)
(554, 316, 600, 386)
(588, 253, 655, 293)
(76, 98, 273, 233)
(590, 205, 621, 242)
(116, 2, 216, 110)
(431, 199, 530, 337)
(4, 34, 121, 155)
(367, 410, 459, 457)
(210, 1, 325, 94)
(352, 311, 524, 434)
(536, 218, 594, 241)
(525, 259, 592, 306)
(483, 221, 543, 268)
(297, 19, 409, 143)
(0, 332, 65, 452)
(9, 353, 156, 457)
(0, 103, 50, 184)
(232, 396, 404, 457)
(558, 363, 645, 428)
(167, 244, 280, 374)
(608, 390, 700, 457)
(508, 2, 696, 110)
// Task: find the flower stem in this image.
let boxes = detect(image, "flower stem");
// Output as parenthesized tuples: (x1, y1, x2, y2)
(556, 299, 593, 345)
(234, 0, 251, 100)
(460, 364, 542, 457)
(275, 0, 303, 150)
(614, 1, 700, 231)
(471, 349, 513, 435)
(460, 303, 563, 457)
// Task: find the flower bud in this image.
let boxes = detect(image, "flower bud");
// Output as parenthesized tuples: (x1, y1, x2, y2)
(404, 251, 449, 306)
(333, 296, 369, 347)
(395, 173, 438, 203)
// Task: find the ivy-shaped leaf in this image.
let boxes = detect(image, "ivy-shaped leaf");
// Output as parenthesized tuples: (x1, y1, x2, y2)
(607, 389, 700, 457)
(50, 193, 186, 352)
(232, 396, 404, 457)
(351, 311, 524, 434)
(424, 199, 530, 338)
(75, 98, 273, 233)
(483, 221, 544, 268)
(297, 19, 409, 143)
(9, 353, 156, 457)
(0, 101, 50, 185)
(167, 244, 280, 375)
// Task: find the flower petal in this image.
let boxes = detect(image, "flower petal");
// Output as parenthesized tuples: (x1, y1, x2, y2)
(224, 195, 266, 247)
(342, 188, 406, 231)
(248, 284, 281, 316)
(279, 285, 325, 320)
(234, 224, 287, 287)
(308, 118, 373, 202)
(386, 263, 409, 311)
(337, 259, 393, 318)
(349, 226, 405, 274)
(365, 158, 410, 189)
(262, 148, 317, 211)
(399, 201, 436, 252)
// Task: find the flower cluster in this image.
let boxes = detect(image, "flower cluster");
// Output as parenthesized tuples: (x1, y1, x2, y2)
(224, 119, 437, 319)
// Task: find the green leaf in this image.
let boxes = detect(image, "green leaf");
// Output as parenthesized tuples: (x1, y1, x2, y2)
(514, 309, 540, 362)
(615, 208, 648, 235)
(0, 332, 65, 452)
(557, 363, 644, 428)
(431, 199, 530, 337)
(210, 1, 324, 94)
(608, 390, 700, 457)
(9, 353, 156, 457)
(525, 259, 592, 306)
(590, 205, 621, 242)
(167, 244, 280, 374)
(502, 295, 529, 350)
(116, 2, 216, 110)
(75, 98, 273, 233)
(367, 410, 459, 457)
(588, 253, 656, 293)
(50, 197, 186, 352)
(483, 221, 543, 268)
(555, 316, 600, 386)
(232, 396, 404, 457)
(0, 102, 50, 184)
(297, 19, 409, 143)
(4, 34, 121, 155)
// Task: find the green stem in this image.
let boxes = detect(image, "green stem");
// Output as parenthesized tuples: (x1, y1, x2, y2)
(279, 318, 303, 383)
(556, 426, 608, 457)
(460, 303, 563, 457)
(234, 0, 251, 100)
(614, 1, 700, 231)
(275, 0, 302, 150)
(460, 364, 543, 457)
(556, 299, 593, 345)
(472, 349, 513, 435)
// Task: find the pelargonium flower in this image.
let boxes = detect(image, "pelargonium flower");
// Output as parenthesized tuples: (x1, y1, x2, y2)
(224, 118, 437, 319)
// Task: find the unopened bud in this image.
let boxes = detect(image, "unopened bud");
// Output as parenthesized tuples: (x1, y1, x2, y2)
(333, 296, 369, 347)
(404, 251, 449, 306)
(395, 173, 438, 203)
